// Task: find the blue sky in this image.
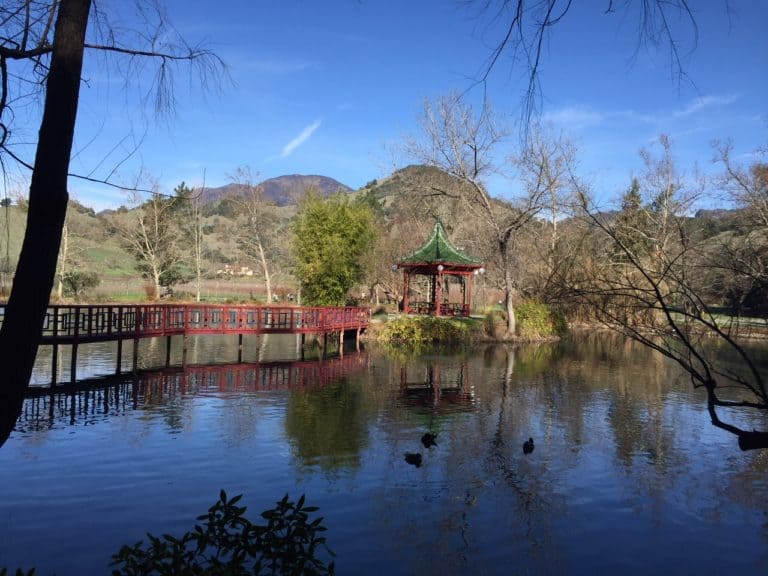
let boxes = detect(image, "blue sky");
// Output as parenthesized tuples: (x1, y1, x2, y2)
(52, 1, 767, 210)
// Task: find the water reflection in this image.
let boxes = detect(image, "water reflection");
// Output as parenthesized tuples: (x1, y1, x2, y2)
(3, 336, 768, 575)
(396, 358, 474, 411)
(18, 353, 369, 434)
(286, 377, 375, 472)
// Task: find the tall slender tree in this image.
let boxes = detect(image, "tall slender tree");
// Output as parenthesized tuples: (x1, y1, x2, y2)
(173, 181, 205, 302)
(229, 167, 279, 303)
(0, 0, 92, 443)
(0, 0, 222, 445)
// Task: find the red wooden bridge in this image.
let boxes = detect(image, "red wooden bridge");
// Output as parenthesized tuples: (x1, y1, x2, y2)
(0, 303, 370, 384)
(21, 303, 370, 343)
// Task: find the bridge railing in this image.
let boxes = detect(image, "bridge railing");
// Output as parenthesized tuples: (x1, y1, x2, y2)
(0, 303, 370, 344)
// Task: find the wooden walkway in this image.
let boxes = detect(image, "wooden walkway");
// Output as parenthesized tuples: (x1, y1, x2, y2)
(0, 303, 370, 384)
(7, 303, 370, 343)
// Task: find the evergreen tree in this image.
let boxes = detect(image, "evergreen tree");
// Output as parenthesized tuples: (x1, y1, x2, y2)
(292, 191, 375, 306)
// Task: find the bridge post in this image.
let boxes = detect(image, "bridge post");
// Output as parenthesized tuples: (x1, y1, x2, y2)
(132, 338, 139, 372)
(70, 343, 78, 384)
(237, 334, 243, 363)
(116, 339, 123, 374)
(71, 307, 80, 383)
(51, 344, 58, 385)
(165, 335, 172, 367)
(339, 330, 344, 356)
(51, 307, 59, 385)
(182, 335, 188, 366)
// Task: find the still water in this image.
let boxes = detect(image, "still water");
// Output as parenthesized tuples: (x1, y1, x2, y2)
(2, 333, 768, 575)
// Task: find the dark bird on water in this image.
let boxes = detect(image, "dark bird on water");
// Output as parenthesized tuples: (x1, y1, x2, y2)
(523, 437, 535, 455)
(421, 433, 438, 449)
(404, 452, 423, 467)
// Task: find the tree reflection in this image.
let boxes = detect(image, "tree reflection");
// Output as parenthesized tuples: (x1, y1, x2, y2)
(284, 377, 375, 472)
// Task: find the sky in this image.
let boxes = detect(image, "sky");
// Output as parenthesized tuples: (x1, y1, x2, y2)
(12, 0, 767, 211)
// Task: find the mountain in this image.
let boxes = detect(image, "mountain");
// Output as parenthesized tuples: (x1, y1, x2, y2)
(202, 174, 353, 206)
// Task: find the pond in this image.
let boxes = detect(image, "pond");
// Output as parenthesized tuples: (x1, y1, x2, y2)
(1, 333, 768, 575)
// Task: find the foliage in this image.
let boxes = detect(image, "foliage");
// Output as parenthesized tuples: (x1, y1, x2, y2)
(292, 191, 375, 306)
(354, 187, 386, 220)
(62, 270, 100, 299)
(380, 316, 472, 345)
(110, 490, 334, 576)
(515, 300, 568, 339)
(285, 380, 373, 471)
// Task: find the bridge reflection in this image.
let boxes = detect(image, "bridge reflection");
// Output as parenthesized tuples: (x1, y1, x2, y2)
(17, 352, 369, 432)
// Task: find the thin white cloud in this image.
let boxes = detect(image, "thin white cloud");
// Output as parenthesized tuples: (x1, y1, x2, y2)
(281, 119, 322, 158)
(543, 106, 606, 128)
(543, 105, 655, 129)
(674, 94, 739, 118)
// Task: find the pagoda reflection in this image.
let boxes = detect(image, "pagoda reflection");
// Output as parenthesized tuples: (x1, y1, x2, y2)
(397, 357, 474, 410)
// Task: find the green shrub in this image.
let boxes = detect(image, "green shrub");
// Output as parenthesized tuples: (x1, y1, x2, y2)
(516, 300, 568, 339)
(62, 270, 100, 299)
(110, 491, 334, 575)
(380, 316, 471, 345)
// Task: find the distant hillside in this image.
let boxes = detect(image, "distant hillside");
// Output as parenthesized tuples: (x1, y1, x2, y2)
(362, 164, 455, 201)
(203, 174, 353, 206)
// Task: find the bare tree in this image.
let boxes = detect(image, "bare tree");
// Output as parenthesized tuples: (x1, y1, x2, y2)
(405, 93, 552, 335)
(709, 141, 768, 315)
(229, 167, 278, 303)
(0, 0, 92, 443)
(54, 200, 90, 300)
(466, 0, 701, 127)
(571, 136, 768, 450)
(0, 0, 222, 444)
(56, 216, 72, 301)
(110, 190, 184, 300)
(715, 140, 768, 228)
(509, 124, 578, 303)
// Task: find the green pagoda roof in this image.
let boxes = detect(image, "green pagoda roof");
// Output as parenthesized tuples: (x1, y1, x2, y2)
(399, 221, 482, 266)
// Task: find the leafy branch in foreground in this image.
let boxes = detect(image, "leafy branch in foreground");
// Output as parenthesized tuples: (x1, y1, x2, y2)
(110, 491, 335, 575)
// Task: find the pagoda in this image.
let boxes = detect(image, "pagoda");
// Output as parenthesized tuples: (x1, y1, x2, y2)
(396, 221, 484, 317)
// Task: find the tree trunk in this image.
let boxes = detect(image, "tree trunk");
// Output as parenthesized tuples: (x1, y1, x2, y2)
(499, 236, 517, 336)
(153, 268, 162, 301)
(57, 221, 70, 301)
(258, 240, 272, 302)
(504, 267, 517, 336)
(0, 0, 92, 446)
(194, 199, 203, 302)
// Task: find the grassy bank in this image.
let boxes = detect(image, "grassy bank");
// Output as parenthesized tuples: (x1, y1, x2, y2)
(374, 301, 568, 346)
